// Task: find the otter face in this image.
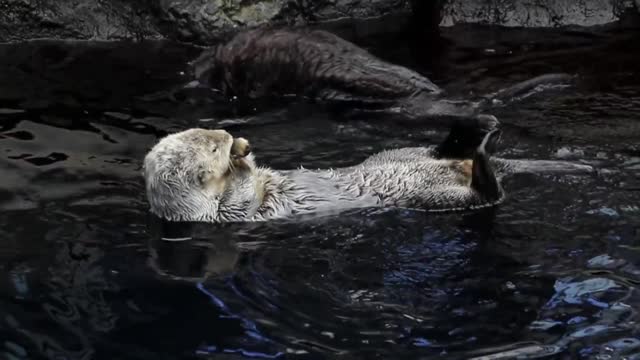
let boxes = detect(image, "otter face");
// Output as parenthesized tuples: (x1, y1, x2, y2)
(143, 128, 253, 221)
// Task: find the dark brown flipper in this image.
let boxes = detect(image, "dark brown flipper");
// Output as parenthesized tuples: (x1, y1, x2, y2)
(471, 129, 503, 203)
(434, 114, 500, 159)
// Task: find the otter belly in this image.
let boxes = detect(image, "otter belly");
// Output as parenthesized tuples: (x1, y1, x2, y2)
(281, 169, 382, 215)
(343, 160, 477, 210)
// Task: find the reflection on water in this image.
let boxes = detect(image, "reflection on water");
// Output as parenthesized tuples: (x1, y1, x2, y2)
(1, 26, 640, 359)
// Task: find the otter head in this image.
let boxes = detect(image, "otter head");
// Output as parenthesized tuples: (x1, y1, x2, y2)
(186, 46, 230, 94)
(143, 128, 253, 222)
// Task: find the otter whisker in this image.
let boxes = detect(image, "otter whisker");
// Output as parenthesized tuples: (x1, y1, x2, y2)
(228, 158, 237, 174)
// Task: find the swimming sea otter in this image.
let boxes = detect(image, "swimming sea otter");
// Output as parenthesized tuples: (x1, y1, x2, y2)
(186, 28, 573, 125)
(142, 117, 592, 223)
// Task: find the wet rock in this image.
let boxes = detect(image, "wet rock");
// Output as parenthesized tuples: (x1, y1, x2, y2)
(0, 0, 162, 42)
(0, 0, 411, 43)
(156, 0, 289, 42)
(439, 0, 637, 28)
(1, 0, 638, 43)
(155, 0, 412, 43)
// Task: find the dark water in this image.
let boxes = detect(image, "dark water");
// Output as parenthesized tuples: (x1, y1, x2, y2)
(1, 26, 640, 360)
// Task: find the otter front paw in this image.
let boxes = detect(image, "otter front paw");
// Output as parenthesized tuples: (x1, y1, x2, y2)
(231, 137, 251, 158)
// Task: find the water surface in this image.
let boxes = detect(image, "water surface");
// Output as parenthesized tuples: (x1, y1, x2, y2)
(1, 26, 640, 359)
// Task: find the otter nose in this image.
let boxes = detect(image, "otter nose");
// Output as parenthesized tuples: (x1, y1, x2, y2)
(231, 137, 251, 158)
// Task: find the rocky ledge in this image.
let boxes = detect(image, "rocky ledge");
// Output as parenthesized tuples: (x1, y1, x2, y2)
(0, 0, 638, 43)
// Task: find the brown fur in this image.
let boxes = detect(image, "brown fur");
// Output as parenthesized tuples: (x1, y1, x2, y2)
(448, 159, 473, 186)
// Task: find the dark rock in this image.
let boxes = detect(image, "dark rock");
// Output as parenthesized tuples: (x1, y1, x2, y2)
(154, 0, 412, 43)
(0, 0, 637, 43)
(0, 0, 162, 42)
(439, 0, 637, 28)
(0, 0, 411, 43)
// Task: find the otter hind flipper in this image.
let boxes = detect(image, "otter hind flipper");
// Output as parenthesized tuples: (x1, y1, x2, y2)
(485, 73, 576, 106)
(434, 114, 500, 159)
(470, 129, 503, 204)
(491, 158, 595, 177)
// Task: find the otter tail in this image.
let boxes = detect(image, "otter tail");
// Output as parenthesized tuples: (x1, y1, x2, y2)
(491, 158, 595, 177)
(482, 73, 577, 107)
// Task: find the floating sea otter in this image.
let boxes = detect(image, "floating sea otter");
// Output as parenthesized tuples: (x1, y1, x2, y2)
(143, 117, 592, 223)
(187, 28, 573, 125)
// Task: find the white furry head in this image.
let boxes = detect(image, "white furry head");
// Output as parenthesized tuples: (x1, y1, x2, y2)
(143, 128, 253, 222)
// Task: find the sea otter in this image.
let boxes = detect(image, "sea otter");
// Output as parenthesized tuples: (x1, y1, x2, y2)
(186, 28, 573, 125)
(143, 117, 593, 223)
